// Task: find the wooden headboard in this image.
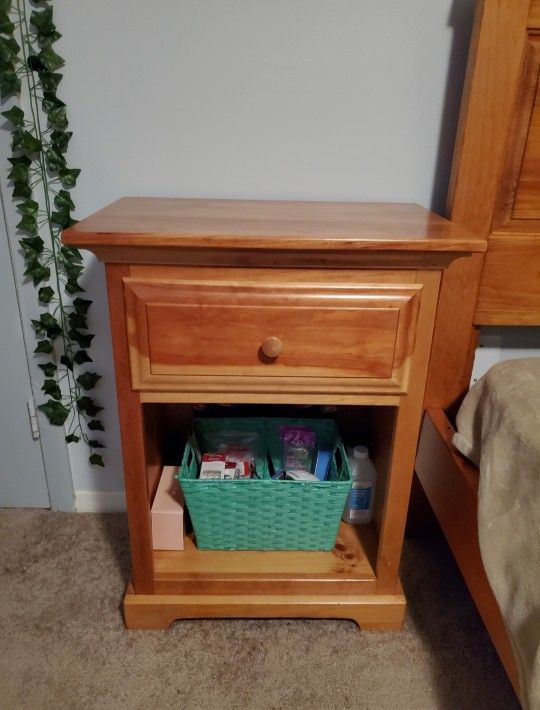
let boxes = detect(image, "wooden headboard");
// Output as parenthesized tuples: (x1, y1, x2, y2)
(450, 0, 540, 324)
(424, 0, 540, 410)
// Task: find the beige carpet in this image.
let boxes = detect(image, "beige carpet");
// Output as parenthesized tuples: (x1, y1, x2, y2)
(0, 510, 518, 710)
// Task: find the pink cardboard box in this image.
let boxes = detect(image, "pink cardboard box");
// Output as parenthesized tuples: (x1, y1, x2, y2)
(151, 465, 185, 550)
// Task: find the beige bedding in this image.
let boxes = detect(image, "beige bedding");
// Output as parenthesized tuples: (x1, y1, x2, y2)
(453, 358, 540, 710)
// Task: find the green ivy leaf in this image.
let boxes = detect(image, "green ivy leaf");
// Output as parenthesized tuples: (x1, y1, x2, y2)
(37, 29, 62, 48)
(31, 313, 60, 339)
(8, 161, 30, 183)
(76, 372, 101, 390)
(8, 154, 32, 167)
(34, 339, 53, 354)
(38, 45, 64, 72)
(31, 318, 45, 336)
(51, 129, 72, 152)
(88, 439, 105, 448)
(0, 35, 18, 61)
(60, 354, 73, 371)
(0, 1, 12, 15)
(77, 396, 103, 417)
(16, 213, 38, 233)
(73, 297, 92, 314)
(0, 69, 21, 97)
(19, 236, 44, 257)
(32, 314, 61, 340)
(51, 209, 75, 228)
(17, 199, 39, 216)
(48, 105, 68, 129)
(65, 433, 80, 443)
(55, 190, 75, 211)
(51, 210, 71, 229)
(8, 154, 31, 167)
(30, 7, 54, 34)
(22, 131, 42, 153)
(45, 147, 65, 171)
(64, 262, 83, 279)
(11, 130, 23, 150)
(1, 105, 24, 126)
(38, 399, 69, 426)
(68, 312, 87, 330)
(38, 285, 54, 303)
(39, 71, 62, 93)
(42, 91, 65, 113)
(60, 245, 82, 262)
(68, 329, 94, 349)
(26, 54, 44, 72)
(88, 419, 104, 431)
(59, 167, 80, 187)
(42, 378, 62, 400)
(61, 215, 77, 229)
(89, 453, 104, 467)
(73, 349, 92, 365)
(38, 362, 56, 377)
(39, 312, 62, 339)
(65, 280, 84, 295)
(0, 13, 15, 35)
(12, 182, 32, 198)
(13, 129, 42, 153)
(30, 7, 62, 46)
(34, 265, 50, 285)
(24, 260, 50, 285)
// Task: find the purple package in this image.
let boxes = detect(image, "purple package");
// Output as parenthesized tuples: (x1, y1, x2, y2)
(279, 425, 316, 447)
(279, 425, 316, 474)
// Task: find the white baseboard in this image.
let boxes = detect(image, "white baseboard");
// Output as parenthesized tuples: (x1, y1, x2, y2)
(75, 490, 126, 513)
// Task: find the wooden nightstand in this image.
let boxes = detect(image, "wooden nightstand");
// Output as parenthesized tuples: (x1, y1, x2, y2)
(63, 198, 484, 630)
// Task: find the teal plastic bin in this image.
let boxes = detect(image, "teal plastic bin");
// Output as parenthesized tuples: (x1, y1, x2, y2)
(177, 417, 352, 550)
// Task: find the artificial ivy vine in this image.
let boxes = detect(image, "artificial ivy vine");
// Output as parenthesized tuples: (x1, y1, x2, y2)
(0, 0, 104, 466)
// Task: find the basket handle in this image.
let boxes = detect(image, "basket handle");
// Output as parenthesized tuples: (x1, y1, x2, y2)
(333, 443, 346, 481)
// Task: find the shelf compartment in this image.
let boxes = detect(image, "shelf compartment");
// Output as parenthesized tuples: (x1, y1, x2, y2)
(153, 522, 377, 595)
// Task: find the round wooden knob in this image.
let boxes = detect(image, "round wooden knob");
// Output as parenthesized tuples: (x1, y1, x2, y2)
(261, 336, 283, 359)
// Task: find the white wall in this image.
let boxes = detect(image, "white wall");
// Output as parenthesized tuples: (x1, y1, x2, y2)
(45, 0, 538, 504)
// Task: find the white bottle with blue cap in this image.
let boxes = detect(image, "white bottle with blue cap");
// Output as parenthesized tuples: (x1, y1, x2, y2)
(342, 445, 377, 524)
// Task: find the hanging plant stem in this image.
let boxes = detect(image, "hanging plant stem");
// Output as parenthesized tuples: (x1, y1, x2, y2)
(0, 0, 105, 466)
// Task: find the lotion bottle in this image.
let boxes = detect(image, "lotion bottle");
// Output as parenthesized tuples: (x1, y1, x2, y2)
(342, 445, 377, 524)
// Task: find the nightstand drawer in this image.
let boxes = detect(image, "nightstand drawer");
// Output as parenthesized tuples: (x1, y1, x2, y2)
(124, 268, 423, 394)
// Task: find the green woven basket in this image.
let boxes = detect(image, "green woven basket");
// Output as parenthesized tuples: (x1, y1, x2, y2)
(177, 417, 352, 551)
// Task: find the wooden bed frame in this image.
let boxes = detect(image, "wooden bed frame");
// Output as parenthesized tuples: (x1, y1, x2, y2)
(416, 0, 540, 699)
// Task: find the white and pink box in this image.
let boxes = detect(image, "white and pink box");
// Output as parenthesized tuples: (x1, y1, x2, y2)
(151, 465, 185, 550)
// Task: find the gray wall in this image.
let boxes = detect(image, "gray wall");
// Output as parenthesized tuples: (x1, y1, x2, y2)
(48, 0, 511, 499)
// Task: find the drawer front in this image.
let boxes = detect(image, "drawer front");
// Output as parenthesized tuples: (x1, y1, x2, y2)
(124, 269, 423, 394)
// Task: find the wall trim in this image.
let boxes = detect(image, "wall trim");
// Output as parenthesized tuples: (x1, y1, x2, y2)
(75, 490, 126, 513)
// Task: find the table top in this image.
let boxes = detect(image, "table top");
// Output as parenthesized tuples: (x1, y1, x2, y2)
(62, 198, 486, 254)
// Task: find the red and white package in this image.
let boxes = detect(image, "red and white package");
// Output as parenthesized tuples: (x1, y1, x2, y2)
(199, 453, 252, 480)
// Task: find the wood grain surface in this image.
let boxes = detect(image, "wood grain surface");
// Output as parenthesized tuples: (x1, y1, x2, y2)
(529, 0, 540, 28)
(512, 65, 540, 219)
(123, 584, 406, 631)
(105, 264, 155, 594)
(123, 267, 429, 398)
(475, 233, 540, 324)
(447, 0, 531, 237)
(153, 522, 377, 596)
(125, 273, 421, 384)
(62, 198, 484, 254)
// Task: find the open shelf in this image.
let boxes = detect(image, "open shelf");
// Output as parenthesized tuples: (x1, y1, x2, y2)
(153, 522, 377, 595)
(147, 402, 397, 598)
